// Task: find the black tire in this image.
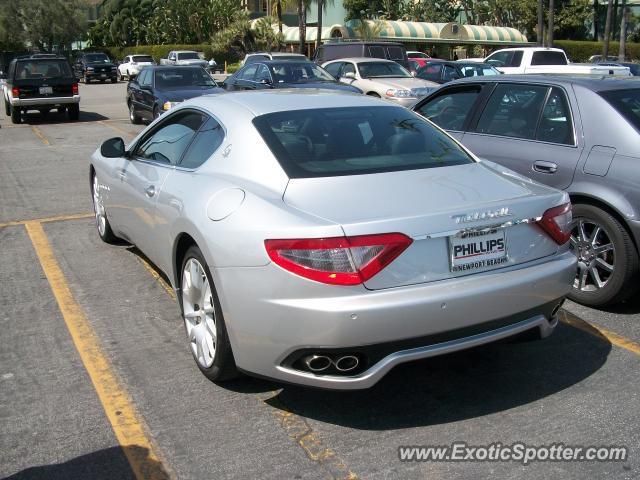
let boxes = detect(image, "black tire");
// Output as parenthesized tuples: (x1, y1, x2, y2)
(178, 245, 238, 382)
(111, 77, 117, 84)
(91, 172, 117, 243)
(10, 104, 20, 124)
(4, 98, 10, 116)
(569, 203, 639, 306)
(68, 104, 80, 121)
(100, 79, 106, 83)
(128, 101, 141, 124)
(57, 106, 67, 114)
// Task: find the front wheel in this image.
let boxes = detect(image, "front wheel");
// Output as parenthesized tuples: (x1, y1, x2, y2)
(92, 173, 117, 243)
(10, 104, 20, 124)
(179, 246, 237, 382)
(4, 98, 10, 116)
(128, 101, 141, 124)
(568, 204, 639, 306)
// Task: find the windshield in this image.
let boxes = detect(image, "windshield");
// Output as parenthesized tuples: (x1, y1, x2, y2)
(16, 60, 73, 79)
(154, 68, 216, 88)
(177, 52, 200, 60)
(358, 62, 412, 78)
(253, 106, 473, 178)
(270, 62, 335, 83)
(600, 88, 640, 131)
(132, 55, 154, 63)
(85, 54, 110, 63)
(457, 64, 501, 77)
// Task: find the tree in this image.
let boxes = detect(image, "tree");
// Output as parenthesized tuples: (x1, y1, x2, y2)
(297, 0, 306, 55)
(211, 12, 283, 58)
(316, 0, 324, 48)
(603, 0, 614, 56)
(618, 0, 628, 60)
(548, 0, 555, 45)
(538, 0, 544, 45)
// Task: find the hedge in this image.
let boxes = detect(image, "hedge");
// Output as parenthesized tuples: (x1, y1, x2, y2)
(554, 40, 640, 62)
(90, 44, 240, 68)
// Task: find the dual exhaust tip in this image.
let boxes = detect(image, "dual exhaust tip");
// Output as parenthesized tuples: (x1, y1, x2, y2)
(303, 354, 360, 373)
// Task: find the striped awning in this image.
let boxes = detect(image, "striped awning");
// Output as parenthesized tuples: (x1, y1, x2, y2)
(463, 25, 527, 43)
(250, 18, 344, 43)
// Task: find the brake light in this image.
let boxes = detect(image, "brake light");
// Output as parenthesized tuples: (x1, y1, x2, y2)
(72, 83, 79, 95)
(11, 87, 19, 97)
(538, 202, 572, 245)
(265, 233, 413, 285)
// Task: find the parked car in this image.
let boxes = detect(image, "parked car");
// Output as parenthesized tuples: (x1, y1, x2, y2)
(407, 50, 431, 60)
(241, 52, 307, 66)
(408, 58, 429, 74)
(3, 56, 79, 123)
(126, 66, 223, 124)
(588, 55, 619, 63)
(74, 52, 118, 84)
(90, 90, 575, 389)
(159, 50, 208, 69)
(484, 47, 631, 76)
(224, 60, 362, 93)
(117, 54, 155, 81)
(412, 75, 640, 306)
(415, 59, 501, 84)
(313, 41, 410, 70)
(322, 58, 437, 106)
(619, 62, 640, 76)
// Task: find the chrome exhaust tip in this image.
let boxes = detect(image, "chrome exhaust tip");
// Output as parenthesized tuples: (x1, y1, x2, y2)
(304, 355, 332, 372)
(334, 355, 359, 372)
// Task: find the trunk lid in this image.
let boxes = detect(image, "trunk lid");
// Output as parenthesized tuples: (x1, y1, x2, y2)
(283, 162, 567, 289)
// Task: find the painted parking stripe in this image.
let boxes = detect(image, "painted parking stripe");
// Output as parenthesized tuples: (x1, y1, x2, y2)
(0, 212, 94, 229)
(31, 125, 50, 146)
(25, 221, 174, 480)
(99, 120, 136, 138)
(560, 309, 640, 356)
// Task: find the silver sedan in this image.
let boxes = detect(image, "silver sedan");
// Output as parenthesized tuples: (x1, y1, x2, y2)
(90, 90, 576, 389)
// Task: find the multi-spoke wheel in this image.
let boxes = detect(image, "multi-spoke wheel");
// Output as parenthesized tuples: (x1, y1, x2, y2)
(568, 204, 639, 306)
(91, 173, 116, 243)
(180, 246, 237, 381)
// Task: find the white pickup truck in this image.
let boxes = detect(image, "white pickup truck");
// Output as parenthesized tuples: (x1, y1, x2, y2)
(159, 50, 208, 68)
(484, 47, 631, 76)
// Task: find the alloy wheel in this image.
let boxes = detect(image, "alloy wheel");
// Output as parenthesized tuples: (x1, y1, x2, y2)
(92, 175, 106, 237)
(570, 219, 615, 292)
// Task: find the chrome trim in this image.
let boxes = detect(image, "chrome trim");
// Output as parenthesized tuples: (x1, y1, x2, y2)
(13, 95, 80, 106)
(413, 216, 542, 240)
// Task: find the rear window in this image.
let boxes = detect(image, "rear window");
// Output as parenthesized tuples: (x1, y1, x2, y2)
(252, 106, 473, 178)
(178, 52, 200, 60)
(132, 55, 153, 63)
(531, 51, 567, 66)
(387, 46, 405, 61)
(600, 88, 640, 131)
(85, 53, 110, 63)
(368, 46, 386, 59)
(15, 60, 72, 79)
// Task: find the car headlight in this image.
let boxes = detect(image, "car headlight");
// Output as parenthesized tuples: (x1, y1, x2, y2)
(163, 101, 180, 111)
(386, 88, 415, 98)
(86, 67, 94, 71)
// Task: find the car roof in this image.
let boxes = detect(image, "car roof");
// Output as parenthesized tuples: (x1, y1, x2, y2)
(324, 57, 396, 64)
(145, 65, 205, 70)
(173, 50, 199, 53)
(250, 59, 314, 65)
(447, 73, 640, 92)
(322, 41, 403, 46)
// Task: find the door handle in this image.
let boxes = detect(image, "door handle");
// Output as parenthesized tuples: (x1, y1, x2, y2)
(145, 185, 156, 197)
(532, 160, 557, 174)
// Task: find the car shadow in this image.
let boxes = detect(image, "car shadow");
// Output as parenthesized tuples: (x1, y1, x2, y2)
(18, 110, 110, 125)
(2, 445, 169, 480)
(225, 320, 611, 430)
(595, 295, 640, 315)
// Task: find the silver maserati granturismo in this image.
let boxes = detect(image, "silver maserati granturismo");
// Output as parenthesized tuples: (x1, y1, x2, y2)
(90, 90, 576, 389)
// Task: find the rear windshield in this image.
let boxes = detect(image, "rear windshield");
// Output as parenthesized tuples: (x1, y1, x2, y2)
(85, 53, 110, 63)
(154, 68, 216, 88)
(273, 55, 307, 61)
(599, 88, 640, 131)
(531, 51, 567, 66)
(15, 60, 72, 79)
(253, 106, 473, 178)
(132, 55, 154, 63)
(178, 52, 200, 60)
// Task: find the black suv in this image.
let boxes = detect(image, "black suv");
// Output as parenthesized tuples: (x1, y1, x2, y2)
(313, 41, 410, 70)
(74, 52, 118, 84)
(2, 56, 80, 123)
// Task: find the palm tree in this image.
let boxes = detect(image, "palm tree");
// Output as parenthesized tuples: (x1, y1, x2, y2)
(619, 0, 628, 60)
(297, 0, 306, 54)
(603, 0, 614, 57)
(547, 0, 554, 46)
(316, 0, 323, 48)
(538, 0, 544, 46)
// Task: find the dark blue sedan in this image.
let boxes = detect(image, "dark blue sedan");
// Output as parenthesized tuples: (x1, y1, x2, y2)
(223, 60, 362, 94)
(127, 66, 224, 124)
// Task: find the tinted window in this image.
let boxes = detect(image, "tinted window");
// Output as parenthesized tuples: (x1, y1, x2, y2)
(245, 54, 269, 65)
(485, 51, 513, 67)
(600, 88, 640, 131)
(442, 65, 459, 82)
(358, 62, 411, 78)
(368, 46, 386, 59)
(85, 53, 110, 63)
(387, 46, 405, 61)
(510, 51, 524, 67)
(15, 60, 72, 79)
(536, 87, 574, 145)
(255, 64, 271, 82)
(177, 52, 200, 60)
(476, 84, 549, 139)
(238, 64, 258, 80)
(457, 64, 501, 77)
(138, 69, 151, 86)
(531, 51, 567, 66)
(323, 62, 343, 78)
(132, 55, 154, 63)
(341, 63, 356, 76)
(416, 63, 443, 82)
(269, 62, 335, 83)
(416, 88, 481, 131)
(180, 117, 225, 169)
(154, 68, 216, 88)
(252, 106, 473, 178)
(135, 111, 206, 165)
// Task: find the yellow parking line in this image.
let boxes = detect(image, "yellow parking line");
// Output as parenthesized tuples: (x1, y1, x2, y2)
(31, 126, 50, 146)
(99, 120, 136, 138)
(25, 221, 173, 480)
(132, 250, 176, 300)
(560, 310, 640, 356)
(0, 212, 93, 229)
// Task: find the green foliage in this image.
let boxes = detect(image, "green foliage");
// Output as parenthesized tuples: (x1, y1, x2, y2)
(92, 43, 237, 66)
(210, 11, 284, 58)
(555, 40, 640, 62)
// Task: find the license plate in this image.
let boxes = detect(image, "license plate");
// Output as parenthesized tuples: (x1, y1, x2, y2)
(39, 86, 53, 95)
(449, 228, 508, 272)
(101, 74, 107, 78)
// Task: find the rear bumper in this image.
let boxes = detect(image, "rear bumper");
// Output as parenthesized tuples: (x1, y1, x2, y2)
(86, 72, 117, 80)
(12, 95, 80, 107)
(214, 250, 576, 389)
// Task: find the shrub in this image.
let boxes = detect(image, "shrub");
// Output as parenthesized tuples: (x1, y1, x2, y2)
(85, 44, 240, 65)
(554, 40, 640, 62)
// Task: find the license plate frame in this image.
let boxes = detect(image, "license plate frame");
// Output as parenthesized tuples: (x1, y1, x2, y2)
(39, 86, 53, 95)
(449, 228, 508, 273)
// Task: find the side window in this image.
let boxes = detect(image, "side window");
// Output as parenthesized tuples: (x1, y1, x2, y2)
(416, 88, 481, 131)
(368, 46, 386, 59)
(255, 64, 271, 82)
(323, 62, 343, 78)
(418, 63, 443, 82)
(238, 64, 258, 80)
(134, 111, 205, 165)
(536, 87, 574, 145)
(442, 65, 459, 82)
(387, 46, 404, 61)
(531, 51, 567, 66)
(342, 63, 356, 77)
(510, 51, 523, 67)
(139, 69, 151, 86)
(475, 83, 549, 140)
(486, 51, 512, 68)
(179, 117, 225, 169)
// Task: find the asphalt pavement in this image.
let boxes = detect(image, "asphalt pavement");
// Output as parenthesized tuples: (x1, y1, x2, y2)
(1, 82, 639, 480)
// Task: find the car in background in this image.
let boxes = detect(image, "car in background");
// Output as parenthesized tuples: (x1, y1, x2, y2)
(314, 41, 410, 70)
(160, 50, 208, 69)
(126, 65, 223, 124)
(619, 62, 640, 76)
(241, 52, 307, 66)
(415, 59, 501, 84)
(412, 75, 640, 306)
(588, 55, 619, 63)
(118, 54, 155, 81)
(407, 50, 431, 60)
(90, 90, 575, 389)
(408, 58, 430, 74)
(224, 60, 362, 93)
(74, 52, 118, 84)
(3, 56, 79, 123)
(322, 58, 437, 106)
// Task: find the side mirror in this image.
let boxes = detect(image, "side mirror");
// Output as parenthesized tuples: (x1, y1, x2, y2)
(259, 78, 271, 85)
(101, 137, 125, 158)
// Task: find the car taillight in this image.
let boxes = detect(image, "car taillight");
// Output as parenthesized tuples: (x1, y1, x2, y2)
(538, 202, 572, 245)
(11, 87, 19, 97)
(72, 83, 79, 95)
(265, 233, 413, 285)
